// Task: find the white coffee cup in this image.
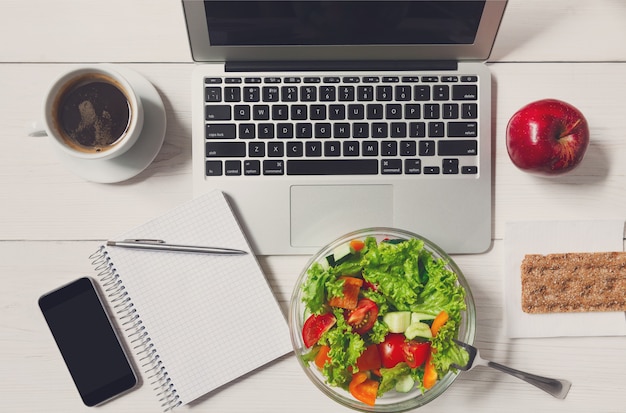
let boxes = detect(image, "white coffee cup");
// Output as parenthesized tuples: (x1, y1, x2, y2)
(32, 65, 144, 161)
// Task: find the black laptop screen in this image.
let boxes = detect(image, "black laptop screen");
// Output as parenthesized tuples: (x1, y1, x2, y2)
(203, 1, 485, 47)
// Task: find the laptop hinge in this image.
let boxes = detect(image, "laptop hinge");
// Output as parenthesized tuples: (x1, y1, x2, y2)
(225, 60, 458, 72)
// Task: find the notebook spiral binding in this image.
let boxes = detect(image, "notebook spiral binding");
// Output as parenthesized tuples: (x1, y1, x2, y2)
(90, 246, 183, 411)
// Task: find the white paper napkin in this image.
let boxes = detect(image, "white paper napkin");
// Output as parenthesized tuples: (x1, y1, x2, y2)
(504, 220, 626, 338)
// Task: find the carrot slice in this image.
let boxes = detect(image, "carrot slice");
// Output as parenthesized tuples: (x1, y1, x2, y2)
(349, 372, 379, 406)
(430, 310, 449, 336)
(423, 352, 438, 389)
(328, 276, 363, 310)
(314, 345, 332, 369)
(350, 239, 366, 252)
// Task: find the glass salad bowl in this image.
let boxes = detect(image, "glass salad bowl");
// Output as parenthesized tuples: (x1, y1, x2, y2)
(288, 227, 476, 412)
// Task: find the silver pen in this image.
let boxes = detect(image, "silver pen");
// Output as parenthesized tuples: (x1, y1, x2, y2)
(106, 239, 248, 255)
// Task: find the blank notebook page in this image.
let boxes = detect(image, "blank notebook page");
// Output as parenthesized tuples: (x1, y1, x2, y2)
(100, 190, 292, 406)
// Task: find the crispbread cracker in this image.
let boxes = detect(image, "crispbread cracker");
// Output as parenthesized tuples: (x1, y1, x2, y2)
(520, 252, 626, 314)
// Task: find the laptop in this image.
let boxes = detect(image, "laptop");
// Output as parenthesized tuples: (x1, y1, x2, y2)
(182, 0, 507, 255)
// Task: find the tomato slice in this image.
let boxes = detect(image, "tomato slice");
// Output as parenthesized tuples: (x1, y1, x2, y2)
(314, 345, 332, 369)
(328, 276, 363, 310)
(349, 372, 379, 406)
(302, 313, 336, 348)
(378, 333, 406, 369)
(347, 298, 378, 335)
(350, 239, 366, 252)
(356, 344, 382, 372)
(402, 340, 431, 369)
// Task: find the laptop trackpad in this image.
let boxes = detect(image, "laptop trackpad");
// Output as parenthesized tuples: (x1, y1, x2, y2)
(290, 185, 394, 248)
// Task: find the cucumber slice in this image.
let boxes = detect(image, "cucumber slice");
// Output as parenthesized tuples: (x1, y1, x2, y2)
(410, 312, 437, 324)
(404, 322, 433, 340)
(394, 374, 415, 393)
(383, 311, 412, 333)
(332, 242, 352, 264)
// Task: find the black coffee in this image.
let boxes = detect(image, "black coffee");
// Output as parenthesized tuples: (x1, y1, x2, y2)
(55, 74, 131, 153)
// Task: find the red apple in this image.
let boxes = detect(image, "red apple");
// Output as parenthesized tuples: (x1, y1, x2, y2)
(506, 99, 589, 175)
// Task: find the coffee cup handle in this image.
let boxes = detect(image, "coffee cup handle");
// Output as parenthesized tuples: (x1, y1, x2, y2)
(26, 120, 48, 137)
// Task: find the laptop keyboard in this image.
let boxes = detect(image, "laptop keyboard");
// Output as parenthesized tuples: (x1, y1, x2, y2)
(202, 75, 479, 177)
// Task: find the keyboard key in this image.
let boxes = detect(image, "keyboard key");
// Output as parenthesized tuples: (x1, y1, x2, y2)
(263, 160, 284, 175)
(306, 141, 322, 156)
(224, 87, 241, 102)
(258, 123, 274, 139)
(329, 104, 346, 120)
(462, 103, 478, 119)
(244, 160, 261, 175)
(381, 159, 402, 174)
(324, 141, 341, 156)
(233, 105, 250, 120)
(348, 104, 365, 120)
(224, 160, 241, 175)
(405, 159, 421, 174)
(395, 85, 411, 101)
(205, 77, 222, 84)
(277, 123, 293, 138)
(362, 141, 378, 156)
(353, 123, 369, 138)
(225, 77, 242, 84)
(334, 123, 350, 138)
(423, 104, 440, 119)
(315, 123, 332, 138)
(295, 123, 312, 138)
(339, 86, 355, 101)
(205, 160, 222, 176)
(282, 86, 298, 101)
(262, 86, 279, 102)
(206, 141, 246, 157)
(268, 142, 284, 157)
(462, 165, 478, 174)
(442, 159, 459, 174)
(310, 105, 326, 120)
(343, 141, 360, 156)
(301, 86, 317, 101)
(448, 122, 478, 137)
(419, 140, 436, 156)
(304, 77, 321, 83)
(452, 84, 478, 100)
(239, 123, 255, 139)
(428, 122, 445, 137)
(363, 76, 379, 83)
(357, 86, 374, 101)
(433, 85, 449, 101)
(205, 124, 236, 139)
(442, 103, 459, 119)
(405, 104, 420, 119)
(205, 105, 231, 121)
(272, 105, 289, 120)
(367, 104, 384, 119)
(243, 86, 260, 101)
(249, 142, 265, 157)
(291, 105, 307, 120)
(381, 141, 398, 156)
(376, 86, 393, 101)
(421, 76, 438, 82)
(320, 86, 336, 101)
(284, 77, 301, 83)
(414, 85, 430, 101)
(372, 123, 387, 138)
(409, 122, 426, 138)
(244, 77, 262, 84)
(386, 104, 402, 119)
(390, 122, 407, 138)
(438, 140, 478, 156)
(461, 75, 478, 82)
(253, 105, 270, 120)
(287, 159, 378, 175)
(400, 140, 416, 156)
(424, 166, 440, 174)
(287, 141, 303, 157)
(205, 87, 221, 102)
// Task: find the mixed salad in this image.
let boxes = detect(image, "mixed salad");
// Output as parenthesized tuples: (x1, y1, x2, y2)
(299, 236, 469, 406)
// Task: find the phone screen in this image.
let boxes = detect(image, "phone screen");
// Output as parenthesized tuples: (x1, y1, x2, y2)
(39, 277, 137, 406)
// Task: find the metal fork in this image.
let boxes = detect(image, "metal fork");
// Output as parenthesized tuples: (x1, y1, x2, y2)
(451, 340, 572, 399)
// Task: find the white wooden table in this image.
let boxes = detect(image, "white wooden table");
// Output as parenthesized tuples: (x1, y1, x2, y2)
(1, 1, 625, 412)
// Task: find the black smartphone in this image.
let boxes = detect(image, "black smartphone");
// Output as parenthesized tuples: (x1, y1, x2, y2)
(38, 277, 138, 406)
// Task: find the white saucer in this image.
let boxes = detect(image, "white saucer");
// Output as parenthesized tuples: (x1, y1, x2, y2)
(54, 66, 166, 183)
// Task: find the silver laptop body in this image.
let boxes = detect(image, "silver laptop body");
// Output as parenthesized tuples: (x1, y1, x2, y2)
(183, 0, 507, 255)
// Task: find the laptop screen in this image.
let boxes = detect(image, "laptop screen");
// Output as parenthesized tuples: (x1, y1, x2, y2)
(203, 1, 485, 47)
(183, 0, 507, 62)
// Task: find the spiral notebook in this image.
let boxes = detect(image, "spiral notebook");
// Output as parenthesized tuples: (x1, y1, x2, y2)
(91, 190, 292, 410)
